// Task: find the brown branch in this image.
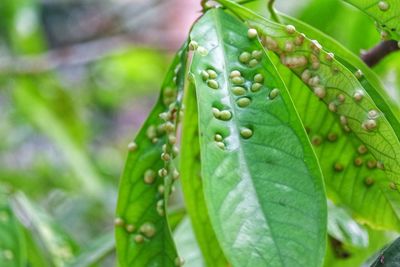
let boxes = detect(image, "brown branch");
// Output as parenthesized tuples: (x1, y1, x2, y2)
(361, 40, 399, 67)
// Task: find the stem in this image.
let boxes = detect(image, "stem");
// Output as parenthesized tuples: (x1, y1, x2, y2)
(361, 40, 399, 67)
(268, 0, 280, 23)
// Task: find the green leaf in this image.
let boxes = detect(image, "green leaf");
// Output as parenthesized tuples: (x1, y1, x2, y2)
(173, 217, 205, 267)
(342, 0, 400, 40)
(217, 0, 400, 231)
(190, 9, 327, 267)
(12, 193, 77, 267)
(369, 236, 400, 266)
(180, 79, 228, 266)
(0, 192, 26, 267)
(277, 13, 400, 231)
(115, 43, 188, 266)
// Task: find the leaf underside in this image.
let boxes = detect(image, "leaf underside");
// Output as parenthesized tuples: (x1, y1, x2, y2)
(190, 9, 326, 267)
(343, 0, 400, 40)
(217, 0, 400, 231)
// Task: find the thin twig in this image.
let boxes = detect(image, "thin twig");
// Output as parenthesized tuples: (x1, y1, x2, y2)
(268, 0, 280, 23)
(361, 40, 399, 67)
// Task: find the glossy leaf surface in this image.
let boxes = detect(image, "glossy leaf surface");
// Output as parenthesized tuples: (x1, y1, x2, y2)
(190, 9, 326, 267)
(342, 0, 400, 40)
(115, 44, 187, 266)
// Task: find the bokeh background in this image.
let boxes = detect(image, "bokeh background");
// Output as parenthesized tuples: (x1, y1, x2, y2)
(0, 0, 399, 266)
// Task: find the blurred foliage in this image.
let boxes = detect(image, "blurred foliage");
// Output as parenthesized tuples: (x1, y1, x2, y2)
(0, 0, 398, 266)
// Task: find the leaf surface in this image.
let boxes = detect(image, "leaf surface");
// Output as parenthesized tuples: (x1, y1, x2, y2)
(342, 0, 400, 40)
(115, 43, 188, 266)
(190, 9, 327, 267)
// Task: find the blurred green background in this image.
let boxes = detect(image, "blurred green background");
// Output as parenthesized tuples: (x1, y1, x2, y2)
(0, 0, 399, 266)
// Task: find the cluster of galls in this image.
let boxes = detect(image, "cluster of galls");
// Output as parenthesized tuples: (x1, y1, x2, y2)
(118, 85, 183, 258)
(200, 28, 283, 150)
(254, 23, 382, 136)
(375, 1, 397, 40)
(114, 217, 157, 245)
(309, 128, 395, 190)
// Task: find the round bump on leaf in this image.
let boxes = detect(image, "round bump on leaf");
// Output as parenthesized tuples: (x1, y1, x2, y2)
(248, 59, 259, 67)
(114, 217, 124, 227)
(364, 177, 374, 187)
(269, 88, 280, 99)
(207, 79, 219, 89)
(353, 90, 364, 101)
(378, 1, 389, 11)
(197, 46, 208, 56)
(216, 141, 225, 149)
(254, 73, 264, 83)
(285, 24, 296, 34)
(126, 224, 135, 233)
(357, 144, 368, 154)
(144, 170, 156, 184)
(219, 110, 232, 121)
(230, 70, 241, 78)
(232, 86, 247, 95)
(251, 83, 263, 92)
(140, 222, 156, 238)
(128, 142, 138, 152)
(362, 119, 377, 131)
(313, 86, 326, 99)
(189, 41, 198, 50)
(134, 234, 144, 244)
(236, 97, 251, 108)
(215, 134, 223, 142)
(240, 128, 253, 139)
(327, 133, 337, 142)
(239, 52, 251, 63)
(354, 157, 363, 166)
(201, 70, 209, 81)
(247, 28, 258, 39)
(232, 76, 245, 85)
(333, 162, 344, 172)
(354, 69, 363, 79)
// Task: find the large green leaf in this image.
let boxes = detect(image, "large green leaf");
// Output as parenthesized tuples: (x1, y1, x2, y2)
(180, 79, 228, 266)
(115, 43, 188, 266)
(0, 192, 26, 267)
(216, 0, 400, 231)
(342, 0, 400, 40)
(190, 8, 326, 267)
